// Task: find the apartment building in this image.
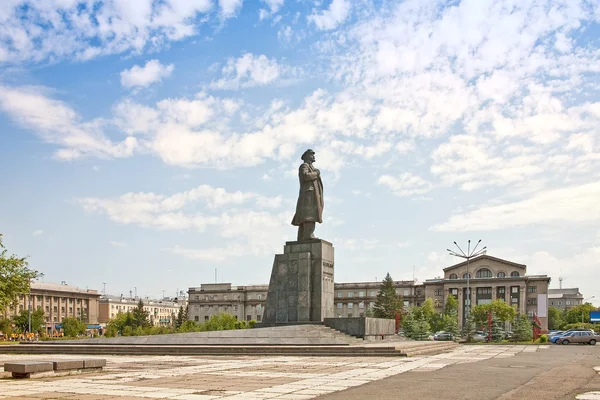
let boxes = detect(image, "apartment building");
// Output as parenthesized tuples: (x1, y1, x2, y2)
(2, 282, 101, 333)
(423, 255, 551, 330)
(187, 284, 268, 323)
(334, 280, 422, 317)
(548, 288, 585, 311)
(98, 295, 183, 326)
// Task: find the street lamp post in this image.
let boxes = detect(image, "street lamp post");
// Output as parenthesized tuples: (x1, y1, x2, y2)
(583, 296, 595, 324)
(447, 240, 487, 324)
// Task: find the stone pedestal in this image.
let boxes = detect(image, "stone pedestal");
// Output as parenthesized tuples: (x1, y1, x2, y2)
(262, 239, 334, 324)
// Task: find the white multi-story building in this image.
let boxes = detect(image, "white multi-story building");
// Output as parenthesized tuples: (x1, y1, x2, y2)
(98, 295, 184, 326)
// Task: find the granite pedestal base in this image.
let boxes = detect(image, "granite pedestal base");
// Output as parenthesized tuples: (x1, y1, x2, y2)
(262, 239, 334, 324)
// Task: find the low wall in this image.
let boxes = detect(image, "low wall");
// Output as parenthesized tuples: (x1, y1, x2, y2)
(324, 317, 396, 340)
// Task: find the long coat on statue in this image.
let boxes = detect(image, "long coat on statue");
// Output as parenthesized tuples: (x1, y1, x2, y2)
(291, 162, 324, 226)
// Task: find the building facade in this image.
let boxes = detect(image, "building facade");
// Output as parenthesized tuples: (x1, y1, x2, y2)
(423, 255, 551, 330)
(98, 296, 183, 326)
(188, 255, 551, 330)
(334, 280, 422, 317)
(548, 288, 584, 311)
(187, 284, 268, 323)
(2, 282, 101, 334)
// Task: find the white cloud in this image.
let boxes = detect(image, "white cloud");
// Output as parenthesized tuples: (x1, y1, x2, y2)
(0, 0, 213, 63)
(109, 240, 126, 247)
(120, 59, 174, 89)
(308, 0, 351, 31)
(219, 0, 244, 19)
(32, 230, 43, 236)
(0, 85, 137, 160)
(209, 53, 296, 90)
(377, 173, 433, 197)
(259, 0, 284, 20)
(432, 181, 600, 232)
(79, 183, 290, 261)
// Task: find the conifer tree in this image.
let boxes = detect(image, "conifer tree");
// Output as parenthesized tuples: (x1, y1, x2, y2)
(491, 314, 504, 342)
(132, 300, 150, 329)
(373, 273, 403, 319)
(176, 306, 185, 329)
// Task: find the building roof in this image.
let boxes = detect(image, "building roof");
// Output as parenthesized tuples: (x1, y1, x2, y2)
(31, 282, 100, 295)
(548, 288, 582, 298)
(443, 254, 526, 272)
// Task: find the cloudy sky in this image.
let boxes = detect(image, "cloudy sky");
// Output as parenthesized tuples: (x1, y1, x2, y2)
(1, 0, 599, 304)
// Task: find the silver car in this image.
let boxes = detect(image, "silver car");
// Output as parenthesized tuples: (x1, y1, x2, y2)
(556, 331, 599, 345)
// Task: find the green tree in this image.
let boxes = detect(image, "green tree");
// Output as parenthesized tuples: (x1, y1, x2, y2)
(490, 314, 504, 342)
(12, 308, 45, 333)
(471, 299, 516, 326)
(175, 306, 185, 329)
(513, 314, 533, 342)
(179, 320, 200, 332)
(563, 303, 597, 325)
(547, 306, 564, 330)
(0, 234, 38, 313)
(0, 318, 13, 337)
(444, 295, 458, 316)
(372, 273, 403, 319)
(462, 312, 476, 342)
(412, 319, 431, 340)
(204, 313, 240, 331)
(62, 317, 87, 337)
(401, 311, 415, 338)
(132, 300, 150, 329)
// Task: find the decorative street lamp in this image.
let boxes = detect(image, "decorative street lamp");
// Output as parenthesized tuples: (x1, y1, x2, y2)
(447, 240, 487, 321)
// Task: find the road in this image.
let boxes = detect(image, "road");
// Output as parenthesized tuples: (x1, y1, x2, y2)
(318, 345, 600, 400)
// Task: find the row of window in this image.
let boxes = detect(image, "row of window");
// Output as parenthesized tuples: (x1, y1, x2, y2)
(192, 294, 264, 301)
(448, 270, 521, 279)
(19, 295, 86, 304)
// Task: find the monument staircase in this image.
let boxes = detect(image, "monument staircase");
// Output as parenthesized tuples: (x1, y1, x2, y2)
(0, 325, 458, 357)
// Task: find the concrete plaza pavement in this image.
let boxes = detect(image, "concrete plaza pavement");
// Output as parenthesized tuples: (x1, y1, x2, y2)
(0, 345, 598, 399)
(318, 345, 600, 400)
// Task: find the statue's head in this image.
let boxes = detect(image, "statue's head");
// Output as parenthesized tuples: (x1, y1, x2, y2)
(301, 149, 316, 163)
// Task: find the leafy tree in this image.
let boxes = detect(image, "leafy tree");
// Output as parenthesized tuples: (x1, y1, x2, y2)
(563, 303, 597, 325)
(372, 273, 403, 319)
(132, 300, 150, 329)
(204, 313, 240, 331)
(0, 318, 13, 337)
(12, 308, 45, 333)
(179, 320, 200, 332)
(547, 306, 564, 330)
(491, 314, 504, 342)
(62, 317, 87, 337)
(513, 314, 533, 342)
(429, 312, 445, 333)
(365, 307, 374, 317)
(444, 295, 458, 316)
(104, 325, 118, 337)
(471, 299, 516, 326)
(0, 234, 38, 313)
(419, 298, 436, 323)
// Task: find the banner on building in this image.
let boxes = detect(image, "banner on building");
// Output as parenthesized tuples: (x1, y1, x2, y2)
(590, 311, 600, 323)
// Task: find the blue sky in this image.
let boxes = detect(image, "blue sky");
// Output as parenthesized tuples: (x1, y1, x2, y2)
(1, 0, 600, 304)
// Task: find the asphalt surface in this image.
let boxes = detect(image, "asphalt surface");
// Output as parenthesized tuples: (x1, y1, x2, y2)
(318, 345, 600, 400)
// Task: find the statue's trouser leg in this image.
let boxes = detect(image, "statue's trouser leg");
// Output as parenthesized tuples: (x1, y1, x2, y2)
(304, 222, 315, 239)
(297, 224, 304, 241)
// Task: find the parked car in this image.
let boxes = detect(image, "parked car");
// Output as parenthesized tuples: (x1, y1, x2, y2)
(433, 331, 455, 341)
(473, 331, 488, 342)
(555, 331, 599, 345)
(550, 329, 594, 343)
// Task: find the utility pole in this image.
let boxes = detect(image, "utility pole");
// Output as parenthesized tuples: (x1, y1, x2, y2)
(102, 282, 106, 295)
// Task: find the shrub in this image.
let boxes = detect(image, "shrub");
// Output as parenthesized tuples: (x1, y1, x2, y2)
(539, 334, 548, 343)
